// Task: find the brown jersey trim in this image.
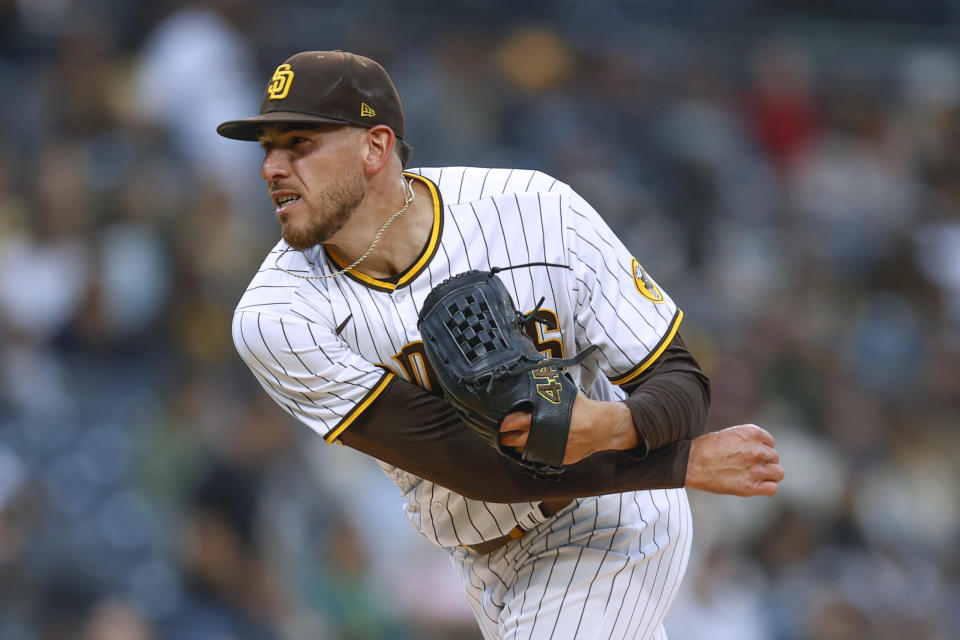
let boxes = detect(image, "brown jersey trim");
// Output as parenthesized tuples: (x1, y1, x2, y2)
(324, 371, 396, 443)
(323, 172, 443, 292)
(609, 308, 683, 386)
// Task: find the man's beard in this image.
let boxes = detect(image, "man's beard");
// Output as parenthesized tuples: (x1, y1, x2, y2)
(281, 174, 365, 251)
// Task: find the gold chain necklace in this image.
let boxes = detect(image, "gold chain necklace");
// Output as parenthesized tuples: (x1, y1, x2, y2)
(274, 176, 415, 280)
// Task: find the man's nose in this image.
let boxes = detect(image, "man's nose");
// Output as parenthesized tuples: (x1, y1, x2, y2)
(261, 150, 291, 182)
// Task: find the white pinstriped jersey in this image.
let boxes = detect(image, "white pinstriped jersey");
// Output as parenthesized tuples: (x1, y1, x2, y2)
(232, 167, 684, 550)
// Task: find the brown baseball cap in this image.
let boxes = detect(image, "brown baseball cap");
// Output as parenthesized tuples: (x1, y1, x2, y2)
(216, 50, 406, 142)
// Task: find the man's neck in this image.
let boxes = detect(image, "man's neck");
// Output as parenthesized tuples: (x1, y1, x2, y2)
(324, 176, 434, 279)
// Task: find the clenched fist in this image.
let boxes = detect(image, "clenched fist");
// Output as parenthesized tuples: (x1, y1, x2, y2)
(685, 424, 785, 497)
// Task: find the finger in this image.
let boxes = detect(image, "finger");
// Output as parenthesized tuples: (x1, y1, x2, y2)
(752, 462, 784, 480)
(500, 431, 528, 449)
(748, 444, 778, 464)
(500, 411, 532, 434)
(757, 480, 779, 497)
(766, 463, 785, 483)
(754, 426, 776, 448)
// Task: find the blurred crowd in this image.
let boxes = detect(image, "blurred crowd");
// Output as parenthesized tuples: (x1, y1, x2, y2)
(1, 1, 958, 639)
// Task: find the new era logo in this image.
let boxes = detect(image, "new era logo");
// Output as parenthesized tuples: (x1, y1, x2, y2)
(360, 102, 376, 118)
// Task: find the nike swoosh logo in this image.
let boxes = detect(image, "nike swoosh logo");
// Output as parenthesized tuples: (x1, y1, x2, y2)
(335, 314, 353, 337)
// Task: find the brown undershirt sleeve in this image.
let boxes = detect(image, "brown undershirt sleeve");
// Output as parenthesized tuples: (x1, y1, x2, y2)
(620, 333, 712, 453)
(339, 333, 708, 503)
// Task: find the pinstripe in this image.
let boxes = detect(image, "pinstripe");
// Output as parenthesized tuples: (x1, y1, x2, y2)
(456, 167, 467, 203)
(479, 553, 511, 608)
(637, 493, 684, 639)
(641, 497, 685, 639)
(252, 315, 312, 402)
(625, 492, 668, 639)
(570, 200, 673, 327)
(572, 496, 623, 637)
(571, 304, 620, 369)
(236, 315, 306, 413)
(502, 523, 546, 638)
(361, 284, 400, 355)
(303, 277, 332, 303)
(535, 192, 564, 349)
(523, 170, 536, 192)
(483, 503, 508, 537)
(510, 194, 538, 297)
(545, 502, 596, 640)
(463, 560, 499, 626)
(444, 491, 465, 545)
(303, 321, 370, 378)
(610, 493, 655, 637)
(329, 274, 379, 355)
(568, 233, 658, 336)
(478, 167, 493, 198)
(640, 491, 690, 639)
(569, 210, 670, 326)
(233, 167, 691, 639)
(490, 198, 521, 297)
(451, 204, 475, 270)
(256, 265, 310, 274)
(524, 525, 567, 640)
(568, 246, 656, 344)
(276, 319, 358, 404)
(244, 284, 300, 291)
(427, 483, 441, 543)
(387, 295, 412, 344)
(468, 202, 493, 269)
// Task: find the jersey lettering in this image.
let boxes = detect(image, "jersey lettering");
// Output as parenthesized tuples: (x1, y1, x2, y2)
(522, 308, 564, 359)
(392, 341, 440, 391)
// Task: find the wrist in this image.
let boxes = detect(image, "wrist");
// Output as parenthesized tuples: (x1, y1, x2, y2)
(684, 435, 704, 489)
(610, 401, 641, 451)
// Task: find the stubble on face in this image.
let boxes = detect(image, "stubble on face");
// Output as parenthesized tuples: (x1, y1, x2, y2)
(280, 170, 366, 251)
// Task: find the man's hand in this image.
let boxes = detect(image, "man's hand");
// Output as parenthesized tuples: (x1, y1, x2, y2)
(684, 424, 784, 497)
(499, 393, 639, 465)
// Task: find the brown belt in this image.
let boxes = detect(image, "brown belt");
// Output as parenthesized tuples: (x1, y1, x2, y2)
(463, 498, 572, 555)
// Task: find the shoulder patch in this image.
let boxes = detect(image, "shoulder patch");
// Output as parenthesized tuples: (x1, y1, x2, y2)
(631, 257, 664, 303)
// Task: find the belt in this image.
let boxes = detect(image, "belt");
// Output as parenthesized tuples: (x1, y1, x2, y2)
(463, 498, 572, 555)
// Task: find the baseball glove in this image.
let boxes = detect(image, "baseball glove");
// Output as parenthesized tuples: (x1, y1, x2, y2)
(417, 266, 596, 477)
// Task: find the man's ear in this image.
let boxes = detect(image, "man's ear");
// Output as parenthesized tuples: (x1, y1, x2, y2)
(362, 125, 397, 174)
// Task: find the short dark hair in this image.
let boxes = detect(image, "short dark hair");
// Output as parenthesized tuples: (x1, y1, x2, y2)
(398, 138, 412, 167)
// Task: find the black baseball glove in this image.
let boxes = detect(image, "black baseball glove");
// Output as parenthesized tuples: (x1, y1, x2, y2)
(417, 266, 596, 477)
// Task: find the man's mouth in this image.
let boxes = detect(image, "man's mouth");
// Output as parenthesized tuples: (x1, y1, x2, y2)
(275, 194, 301, 211)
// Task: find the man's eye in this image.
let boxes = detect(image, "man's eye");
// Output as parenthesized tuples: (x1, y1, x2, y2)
(291, 137, 309, 146)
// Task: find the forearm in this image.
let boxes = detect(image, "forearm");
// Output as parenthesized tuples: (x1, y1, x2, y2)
(340, 377, 689, 502)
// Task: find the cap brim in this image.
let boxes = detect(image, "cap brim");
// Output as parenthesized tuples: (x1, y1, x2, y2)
(216, 111, 355, 141)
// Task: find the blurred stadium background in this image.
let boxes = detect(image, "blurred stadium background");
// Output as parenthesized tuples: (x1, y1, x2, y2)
(1, 0, 959, 638)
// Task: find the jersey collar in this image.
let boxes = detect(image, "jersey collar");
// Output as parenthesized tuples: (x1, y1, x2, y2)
(323, 172, 443, 292)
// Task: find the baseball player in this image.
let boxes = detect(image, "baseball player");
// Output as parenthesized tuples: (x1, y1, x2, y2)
(218, 50, 783, 639)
